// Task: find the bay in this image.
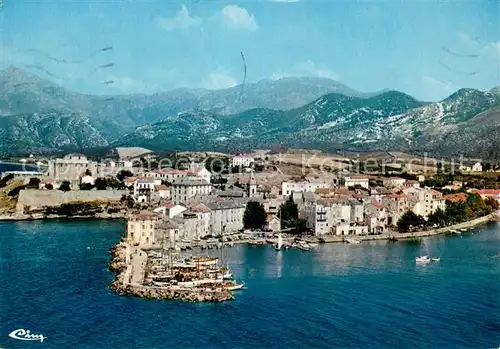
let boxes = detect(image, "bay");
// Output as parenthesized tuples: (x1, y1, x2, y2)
(0, 220, 499, 348)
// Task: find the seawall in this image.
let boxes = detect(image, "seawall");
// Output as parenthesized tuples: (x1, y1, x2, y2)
(16, 189, 128, 211)
(320, 214, 494, 243)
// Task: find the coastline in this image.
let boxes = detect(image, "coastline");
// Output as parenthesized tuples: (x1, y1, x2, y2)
(319, 214, 495, 244)
(0, 212, 126, 222)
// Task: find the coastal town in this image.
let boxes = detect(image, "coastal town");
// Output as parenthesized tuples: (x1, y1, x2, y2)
(1, 148, 499, 301)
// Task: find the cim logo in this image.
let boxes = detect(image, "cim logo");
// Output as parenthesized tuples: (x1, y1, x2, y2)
(8, 329, 46, 343)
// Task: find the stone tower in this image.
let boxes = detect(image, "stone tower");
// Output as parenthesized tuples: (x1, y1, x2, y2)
(248, 171, 257, 198)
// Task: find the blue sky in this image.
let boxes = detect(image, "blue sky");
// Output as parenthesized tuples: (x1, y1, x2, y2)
(0, 0, 498, 101)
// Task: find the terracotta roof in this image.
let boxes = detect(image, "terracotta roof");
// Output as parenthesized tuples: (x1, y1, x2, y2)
(154, 184, 169, 191)
(158, 201, 175, 209)
(131, 211, 158, 220)
(475, 189, 500, 196)
(388, 193, 407, 199)
(123, 177, 137, 183)
(383, 177, 405, 181)
(348, 175, 370, 180)
(371, 200, 383, 209)
(444, 193, 468, 203)
(190, 203, 212, 213)
(315, 188, 336, 194)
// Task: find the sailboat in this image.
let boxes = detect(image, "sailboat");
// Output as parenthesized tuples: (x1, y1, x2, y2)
(416, 238, 431, 263)
(275, 233, 283, 251)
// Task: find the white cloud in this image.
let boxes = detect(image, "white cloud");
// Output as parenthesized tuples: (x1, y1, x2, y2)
(155, 4, 202, 31)
(220, 5, 258, 31)
(201, 70, 238, 90)
(272, 60, 339, 80)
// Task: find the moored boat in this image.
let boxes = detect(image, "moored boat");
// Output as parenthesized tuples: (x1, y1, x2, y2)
(415, 255, 430, 263)
(431, 257, 440, 262)
(345, 238, 361, 244)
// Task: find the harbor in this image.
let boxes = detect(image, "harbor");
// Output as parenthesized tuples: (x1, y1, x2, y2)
(109, 228, 246, 302)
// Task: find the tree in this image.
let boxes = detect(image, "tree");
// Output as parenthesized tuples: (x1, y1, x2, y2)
(117, 170, 134, 182)
(397, 211, 425, 233)
(427, 208, 446, 227)
(45, 183, 53, 190)
(26, 177, 40, 189)
(79, 183, 94, 190)
(106, 177, 125, 189)
(485, 197, 499, 211)
(84, 169, 92, 176)
(243, 201, 267, 230)
(59, 181, 71, 192)
(94, 178, 108, 190)
(278, 196, 299, 229)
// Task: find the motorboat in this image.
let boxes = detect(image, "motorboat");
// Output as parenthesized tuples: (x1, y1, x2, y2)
(345, 238, 361, 244)
(225, 281, 245, 291)
(431, 257, 440, 262)
(415, 255, 430, 263)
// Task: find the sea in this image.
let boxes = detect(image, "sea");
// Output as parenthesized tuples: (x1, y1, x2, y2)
(0, 162, 39, 177)
(0, 220, 499, 349)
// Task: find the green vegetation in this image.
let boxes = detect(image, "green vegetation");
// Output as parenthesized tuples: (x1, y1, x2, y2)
(397, 211, 426, 233)
(278, 195, 309, 234)
(59, 181, 71, 192)
(0, 174, 14, 188)
(117, 170, 134, 182)
(243, 201, 267, 230)
(398, 193, 496, 233)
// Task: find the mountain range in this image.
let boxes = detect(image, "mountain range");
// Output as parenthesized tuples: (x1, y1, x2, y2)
(1, 67, 499, 159)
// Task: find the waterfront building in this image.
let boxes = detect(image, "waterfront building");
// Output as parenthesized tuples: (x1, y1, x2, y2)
(171, 176, 212, 205)
(382, 193, 409, 226)
(126, 211, 161, 246)
(300, 200, 331, 235)
(266, 216, 281, 232)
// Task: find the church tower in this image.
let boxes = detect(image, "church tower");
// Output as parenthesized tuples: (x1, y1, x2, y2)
(248, 171, 257, 198)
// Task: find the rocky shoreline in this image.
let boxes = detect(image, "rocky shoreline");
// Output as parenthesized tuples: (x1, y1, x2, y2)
(108, 242, 234, 303)
(0, 212, 125, 221)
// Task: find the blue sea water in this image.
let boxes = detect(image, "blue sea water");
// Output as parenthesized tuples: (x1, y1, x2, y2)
(0, 220, 499, 349)
(0, 162, 38, 177)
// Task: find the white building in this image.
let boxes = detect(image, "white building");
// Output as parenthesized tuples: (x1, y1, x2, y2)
(154, 185, 170, 200)
(153, 202, 186, 218)
(472, 162, 483, 172)
(382, 177, 406, 188)
(281, 181, 330, 197)
(232, 154, 254, 168)
(403, 187, 446, 219)
(300, 201, 331, 235)
(133, 179, 161, 202)
(342, 175, 370, 189)
(266, 216, 281, 232)
(171, 176, 212, 205)
(205, 199, 247, 233)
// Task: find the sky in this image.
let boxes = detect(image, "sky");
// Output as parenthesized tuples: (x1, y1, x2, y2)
(0, 0, 498, 101)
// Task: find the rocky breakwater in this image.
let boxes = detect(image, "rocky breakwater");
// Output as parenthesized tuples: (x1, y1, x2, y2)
(108, 242, 234, 303)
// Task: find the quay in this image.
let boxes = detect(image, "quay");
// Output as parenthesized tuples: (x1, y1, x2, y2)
(108, 241, 240, 303)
